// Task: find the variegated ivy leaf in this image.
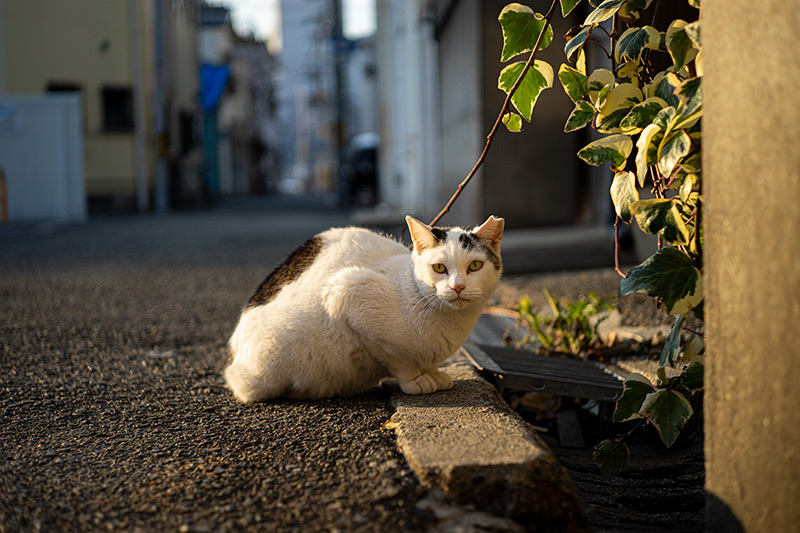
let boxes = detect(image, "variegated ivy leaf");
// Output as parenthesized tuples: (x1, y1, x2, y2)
(635, 123, 664, 185)
(610, 171, 639, 223)
(658, 129, 692, 177)
(615, 26, 660, 64)
(612, 373, 654, 422)
(651, 73, 682, 108)
(682, 358, 704, 391)
(618, 0, 652, 23)
(666, 20, 699, 71)
(558, 63, 588, 103)
(661, 314, 686, 368)
(502, 112, 523, 132)
(617, 60, 643, 83)
(587, 68, 615, 108)
(631, 197, 690, 246)
(565, 25, 592, 64)
(673, 76, 702, 130)
(593, 439, 630, 477)
(684, 20, 701, 50)
(565, 101, 595, 133)
(619, 246, 704, 315)
(497, 60, 554, 122)
(620, 96, 668, 134)
(688, 0, 700, 10)
(499, 4, 554, 63)
(578, 134, 633, 170)
(560, 0, 582, 17)
(653, 105, 677, 131)
(641, 389, 693, 448)
(584, 0, 626, 26)
(596, 83, 644, 133)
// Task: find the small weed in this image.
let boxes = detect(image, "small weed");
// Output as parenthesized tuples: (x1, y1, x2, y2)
(517, 289, 615, 355)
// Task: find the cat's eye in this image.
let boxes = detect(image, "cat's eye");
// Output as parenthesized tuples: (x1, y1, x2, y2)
(432, 263, 447, 274)
(468, 260, 483, 272)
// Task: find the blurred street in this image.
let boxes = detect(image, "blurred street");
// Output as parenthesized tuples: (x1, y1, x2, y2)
(0, 198, 433, 532)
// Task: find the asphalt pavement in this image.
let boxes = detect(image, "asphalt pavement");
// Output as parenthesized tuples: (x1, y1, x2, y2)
(0, 198, 439, 532)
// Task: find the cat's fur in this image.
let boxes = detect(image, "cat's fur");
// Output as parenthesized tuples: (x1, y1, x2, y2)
(224, 215, 504, 403)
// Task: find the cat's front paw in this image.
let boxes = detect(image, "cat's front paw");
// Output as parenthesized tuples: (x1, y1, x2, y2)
(398, 371, 452, 395)
(430, 370, 453, 391)
(399, 373, 438, 395)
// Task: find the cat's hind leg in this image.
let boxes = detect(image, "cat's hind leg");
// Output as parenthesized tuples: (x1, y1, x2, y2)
(224, 361, 290, 403)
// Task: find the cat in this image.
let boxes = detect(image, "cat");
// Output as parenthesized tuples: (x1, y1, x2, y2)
(224, 215, 504, 403)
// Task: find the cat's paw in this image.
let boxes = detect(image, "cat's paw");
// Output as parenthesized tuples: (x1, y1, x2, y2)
(430, 371, 453, 391)
(399, 373, 438, 395)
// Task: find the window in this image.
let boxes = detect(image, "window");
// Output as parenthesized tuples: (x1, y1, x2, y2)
(101, 86, 134, 131)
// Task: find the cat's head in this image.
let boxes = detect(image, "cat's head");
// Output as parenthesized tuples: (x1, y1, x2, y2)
(406, 215, 505, 310)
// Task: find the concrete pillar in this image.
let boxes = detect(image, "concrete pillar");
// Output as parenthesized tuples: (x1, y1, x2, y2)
(704, 1, 800, 531)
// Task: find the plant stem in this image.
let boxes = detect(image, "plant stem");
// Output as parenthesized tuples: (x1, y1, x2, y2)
(614, 216, 627, 278)
(428, 0, 559, 226)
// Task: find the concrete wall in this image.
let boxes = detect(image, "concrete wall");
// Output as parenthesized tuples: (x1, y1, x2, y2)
(704, 1, 800, 530)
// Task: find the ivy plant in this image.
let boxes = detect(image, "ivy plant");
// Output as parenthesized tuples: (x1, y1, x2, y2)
(496, 0, 704, 474)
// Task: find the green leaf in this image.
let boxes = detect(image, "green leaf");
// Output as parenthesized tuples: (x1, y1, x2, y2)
(565, 26, 592, 64)
(635, 123, 664, 185)
(612, 373, 654, 422)
(502, 112, 523, 132)
(631, 198, 690, 245)
(596, 83, 644, 133)
(684, 20, 701, 50)
(651, 73, 681, 108)
(615, 26, 660, 64)
(640, 389, 694, 447)
(682, 358, 704, 391)
(620, 97, 668, 134)
(499, 4, 554, 62)
(666, 20, 699, 71)
(584, 0, 626, 25)
(560, 0, 582, 17)
(653, 105, 677, 131)
(578, 134, 633, 170)
(498, 60, 554, 121)
(616, 60, 642, 83)
(688, 0, 700, 7)
(587, 68, 615, 108)
(593, 439, 630, 477)
(674, 76, 702, 130)
(565, 101, 595, 133)
(661, 314, 685, 368)
(558, 64, 588, 102)
(619, 247, 704, 314)
(610, 171, 639, 223)
(658, 130, 692, 177)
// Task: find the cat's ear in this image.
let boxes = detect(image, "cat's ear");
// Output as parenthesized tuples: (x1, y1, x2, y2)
(406, 216, 438, 253)
(475, 215, 505, 253)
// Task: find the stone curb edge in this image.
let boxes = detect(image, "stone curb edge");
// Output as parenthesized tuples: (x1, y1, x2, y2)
(387, 353, 590, 531)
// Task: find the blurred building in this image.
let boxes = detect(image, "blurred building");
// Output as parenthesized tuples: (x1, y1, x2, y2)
(0, 0, 202, 215)
(199, 4, 278, 197)
(273, 0, 340, 195)
(375, 0, 611, 230)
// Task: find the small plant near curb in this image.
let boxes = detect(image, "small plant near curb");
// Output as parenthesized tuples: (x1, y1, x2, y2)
(517, 291, 614, 356)
(491, 0, 704, 474)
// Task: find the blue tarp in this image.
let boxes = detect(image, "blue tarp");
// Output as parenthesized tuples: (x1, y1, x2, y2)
(200, 64, 230, 111)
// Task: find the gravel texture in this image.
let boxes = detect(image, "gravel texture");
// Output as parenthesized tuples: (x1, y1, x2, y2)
(0, 199, 433, 532)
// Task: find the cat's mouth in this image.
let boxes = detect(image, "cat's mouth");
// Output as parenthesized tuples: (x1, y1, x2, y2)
(448, 296, 472, 308)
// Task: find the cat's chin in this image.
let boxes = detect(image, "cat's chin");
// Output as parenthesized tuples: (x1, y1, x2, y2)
(445, 296, 473, 310)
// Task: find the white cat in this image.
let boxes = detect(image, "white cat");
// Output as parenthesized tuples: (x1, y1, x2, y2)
(224, 215, 504, 403)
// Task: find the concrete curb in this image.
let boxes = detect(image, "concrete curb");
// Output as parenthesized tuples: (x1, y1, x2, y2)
(388, 354, 589, 532)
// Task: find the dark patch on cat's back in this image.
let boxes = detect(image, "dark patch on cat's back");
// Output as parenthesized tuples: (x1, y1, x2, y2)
(246, 236, 323, 309)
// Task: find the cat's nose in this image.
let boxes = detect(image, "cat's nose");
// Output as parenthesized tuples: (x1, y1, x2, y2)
(451, 283, 465, 294)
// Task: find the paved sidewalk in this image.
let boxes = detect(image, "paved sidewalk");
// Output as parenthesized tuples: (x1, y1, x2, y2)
(0, 198, 583, 532)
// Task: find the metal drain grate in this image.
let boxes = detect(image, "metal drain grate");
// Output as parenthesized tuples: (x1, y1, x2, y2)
(461, 342, 624, 402)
